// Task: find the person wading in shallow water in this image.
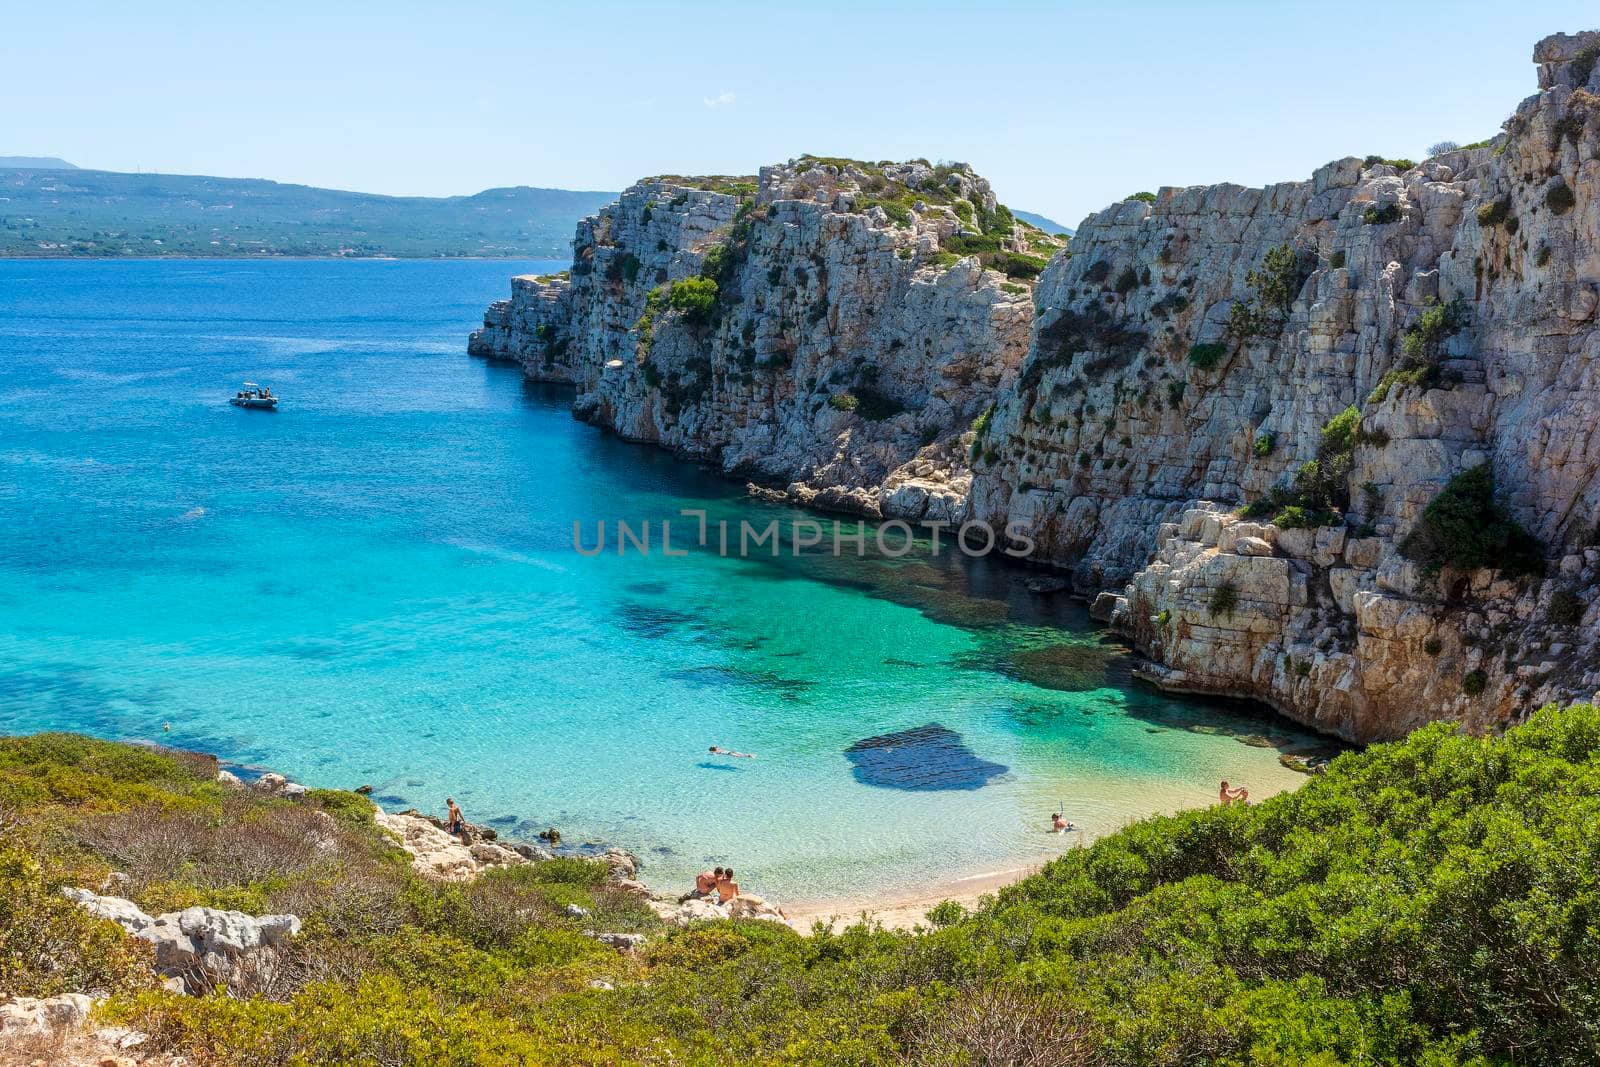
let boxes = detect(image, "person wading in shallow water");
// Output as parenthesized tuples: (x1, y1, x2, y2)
(1052, 812, 1075, 833)
(445, 797, 468, 842)
(1219, 780, 1250, 806)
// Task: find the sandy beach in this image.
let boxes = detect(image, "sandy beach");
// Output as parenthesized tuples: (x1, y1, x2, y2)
(782, 858, 1060, 931)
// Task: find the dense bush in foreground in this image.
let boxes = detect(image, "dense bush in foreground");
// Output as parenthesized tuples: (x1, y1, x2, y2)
(3, 706, 1599, 1064)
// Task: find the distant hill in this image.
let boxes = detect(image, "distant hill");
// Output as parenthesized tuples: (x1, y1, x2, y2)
(1014, 208, 1072, 237)
(0, 156, 78, 169)
(0, 167, 615, 258)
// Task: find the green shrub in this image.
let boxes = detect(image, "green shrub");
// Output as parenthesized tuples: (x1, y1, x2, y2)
(1363, 155, 1416, 171)
(1188, 342, 1227, 370)
(1084, 260, 1112, 284)
(1548, 588, 1585, 625)
(1368, 364, 1434, 404)
(1228, 243, 1307, 344)
(666, 276, 719, 325)
(1329, 250, 1346, 269)
(971, 404, 994, 439)
(853, 386, 904, 421)
(829, 392, 859, 413)
(1026, 305, 1148, 388)
(1476, 196, 1512, 227)
(995, 252, 1050, 280)
(1126, 191, 1157, 203)
(1423, 636, 1443, 656)
(1462, 669, 1487, 696)
(1253, 431, 1275, 457)
(1546, 181, 1577, 216)
(0, 846, 155, 998)
(1209, 581, 1239, 618)
(1319, 404, 1363, 455)
(1400, 463, 1544, 576)
(1400, 298, 1468, 365)
(1156, 609, 1171, 627)
(1363, 203, 1402, 225)
(1571, 44, 1600, 87)
(620, 253, 642, 284)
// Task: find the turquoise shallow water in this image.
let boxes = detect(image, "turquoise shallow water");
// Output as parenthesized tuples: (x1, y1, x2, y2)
(0, 259, 1330, 902)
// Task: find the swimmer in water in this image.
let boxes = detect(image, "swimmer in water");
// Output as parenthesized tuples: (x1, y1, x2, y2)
(709, 745, 755, 759)
(1051, 812, 1075, 833)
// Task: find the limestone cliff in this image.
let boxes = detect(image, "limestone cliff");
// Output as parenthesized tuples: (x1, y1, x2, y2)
(969, 31, 1600, 741)
(471, 158, 1061, 519)
(474, 33, 1600, 745)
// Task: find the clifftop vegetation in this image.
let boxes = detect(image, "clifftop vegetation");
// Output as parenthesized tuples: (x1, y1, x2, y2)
(7, 703, 1600, 1063)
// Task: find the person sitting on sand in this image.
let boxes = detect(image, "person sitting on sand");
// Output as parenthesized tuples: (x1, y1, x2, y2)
(681, 866, 723, 902)
(1051, 812, 1075, 833)
(709, 745, 755, 759)
(715, 868, 740, 904)
(1219, 780, 1250, 806)
(445, 797, 468, 841)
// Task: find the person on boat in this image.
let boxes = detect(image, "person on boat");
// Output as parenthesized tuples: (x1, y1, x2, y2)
(681, 866, 723, 902)
(715, 868, 740, 904)
(445, 797, 467, 841)
(1051, 812, 1074, 833)
(1219, 780, 1250, 806)
(709, 745, 755, 759)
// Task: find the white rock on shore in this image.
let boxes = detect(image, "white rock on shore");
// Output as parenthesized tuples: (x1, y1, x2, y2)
(370, 807, 527, 881)
(60, 889, 300, 994)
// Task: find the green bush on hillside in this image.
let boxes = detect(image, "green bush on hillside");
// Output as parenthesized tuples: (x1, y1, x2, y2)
(1400, 463, 1543, 576)
(13, 702, 1600, 1063)
(665, 276, 719, 325)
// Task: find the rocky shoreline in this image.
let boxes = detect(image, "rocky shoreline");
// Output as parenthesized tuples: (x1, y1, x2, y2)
(473, 32, 1600, 745)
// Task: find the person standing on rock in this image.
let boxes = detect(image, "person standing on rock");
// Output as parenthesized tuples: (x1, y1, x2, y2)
(445, 797, 468, 842)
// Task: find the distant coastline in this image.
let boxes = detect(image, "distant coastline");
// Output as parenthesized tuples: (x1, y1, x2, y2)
(0, 163, 614, 258)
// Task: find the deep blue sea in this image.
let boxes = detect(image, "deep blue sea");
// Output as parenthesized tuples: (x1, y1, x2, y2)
(0, 258, 1324, 902)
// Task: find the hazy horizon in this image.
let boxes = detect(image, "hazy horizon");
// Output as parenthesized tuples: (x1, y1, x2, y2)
(5, 1, 1597, 226)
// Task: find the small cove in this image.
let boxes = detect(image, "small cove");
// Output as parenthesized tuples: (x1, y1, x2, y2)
(0, 258, 1337, 902)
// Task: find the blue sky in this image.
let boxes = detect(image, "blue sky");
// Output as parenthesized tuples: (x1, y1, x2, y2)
(4, 1, 1595, 225)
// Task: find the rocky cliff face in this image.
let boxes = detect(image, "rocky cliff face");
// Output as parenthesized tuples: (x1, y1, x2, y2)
(969, 31, 1600, 741)
(474, 33, 1600, 745)
(471, 158, 1060, 519)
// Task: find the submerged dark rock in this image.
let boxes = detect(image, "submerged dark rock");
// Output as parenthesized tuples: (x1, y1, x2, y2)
(845, 724, 1008, 791)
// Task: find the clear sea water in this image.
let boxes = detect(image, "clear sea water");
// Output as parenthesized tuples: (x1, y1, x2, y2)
(0, 259, 1330, 903)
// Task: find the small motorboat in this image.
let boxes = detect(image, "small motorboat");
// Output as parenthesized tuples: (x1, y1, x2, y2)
(229, 382, 279, 410)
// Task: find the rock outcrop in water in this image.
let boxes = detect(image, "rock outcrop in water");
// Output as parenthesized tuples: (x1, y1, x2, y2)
(475, 33, 1600, 744)
(471, 158, 1062, 519)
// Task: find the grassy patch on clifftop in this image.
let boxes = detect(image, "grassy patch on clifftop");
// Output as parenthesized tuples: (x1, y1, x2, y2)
(9, 707, 1600, 1063)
